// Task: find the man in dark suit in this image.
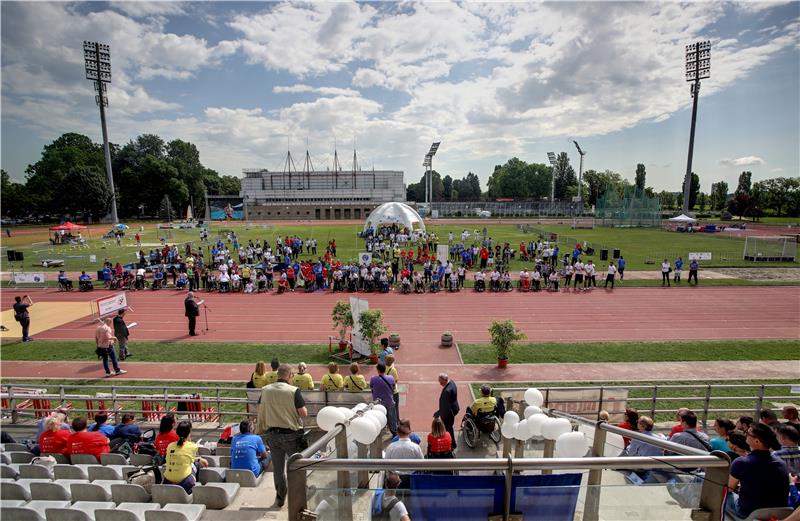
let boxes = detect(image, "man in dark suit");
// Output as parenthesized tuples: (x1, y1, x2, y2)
(184, 291, 200, 336)
(436, 372, 460, 449)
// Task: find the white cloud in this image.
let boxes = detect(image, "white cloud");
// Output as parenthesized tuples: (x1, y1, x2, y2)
(272, 84, 360, 97)
(114, 2, 187, 18)
(719, 156, 766, 166)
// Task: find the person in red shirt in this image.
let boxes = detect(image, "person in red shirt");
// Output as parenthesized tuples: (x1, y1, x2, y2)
(39, 415, 71, 455)
(155, 414, 179, 457)
(669, 407, 697, 437)
(66, 417, 110, 459)
(617, 408, 639, 449)
(427, 417, 453, 456)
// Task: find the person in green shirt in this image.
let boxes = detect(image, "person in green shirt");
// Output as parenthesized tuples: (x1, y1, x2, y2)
(320, 362, 343, 391)
(163, 421, 208, 494)
(264, 357, 280, 385)
(343, 362, 368, 392)
(292, 362, 315, 390)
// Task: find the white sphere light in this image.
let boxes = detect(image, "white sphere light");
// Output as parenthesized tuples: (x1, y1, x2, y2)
(350, 417, 378, 445)
(555, 431, 589, 458)
(501, 421, 517, 439)
(373, 404, 387, 416)
(528, 414, 548, 437)
(317, 406, 346, 432)
(353, 403, 368, 412)
(543, 418, 572, 440)
(524, 388, 544, 407)
(516, 419, 532, 440)
(364, 410, 386, 430)
(524, 406, 542, 419)
(339, 407, 356, 420)
(503, 411, 520, 425)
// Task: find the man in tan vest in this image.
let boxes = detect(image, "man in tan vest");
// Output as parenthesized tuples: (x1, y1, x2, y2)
(256, 363, 308, 508)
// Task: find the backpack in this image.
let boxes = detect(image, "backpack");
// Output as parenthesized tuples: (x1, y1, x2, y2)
(109, 438, 133, 458)
(126, 465, 162, 494)
(134, 442, 158, 457)
(371, 491, 401, 521)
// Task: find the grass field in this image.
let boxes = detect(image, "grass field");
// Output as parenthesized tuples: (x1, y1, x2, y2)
(458, 339, 800, 364)
(472, 379, 798, 424)
(1, 220, 797, 274)
(0, 341, 329, 364)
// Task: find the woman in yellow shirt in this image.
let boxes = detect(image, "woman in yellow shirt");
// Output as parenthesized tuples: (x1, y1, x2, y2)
(343, 362, 368, 392)
(250, 361, 270, 389)
(320, 362, 344, 391)
(292, 362, 315, 390)
(162, 421, 208, 494)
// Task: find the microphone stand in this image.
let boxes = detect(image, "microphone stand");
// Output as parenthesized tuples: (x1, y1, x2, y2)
(202, 301, 212, 333)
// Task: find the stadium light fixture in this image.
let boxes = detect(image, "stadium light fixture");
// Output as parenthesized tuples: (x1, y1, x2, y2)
(547, 152, 557, 202)
(682, 40, 711, 214)
(423, 142, 441, 210)
(83, 41, 118, 224)
(572, 141, 586, 207)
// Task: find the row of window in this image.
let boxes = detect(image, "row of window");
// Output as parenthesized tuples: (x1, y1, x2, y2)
(249, 207, 374, 219)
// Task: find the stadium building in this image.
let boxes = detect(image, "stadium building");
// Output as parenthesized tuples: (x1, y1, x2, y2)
(238, 149, 405, 220)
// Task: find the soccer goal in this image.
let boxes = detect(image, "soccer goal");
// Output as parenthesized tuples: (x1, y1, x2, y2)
(743, 236, 797, 262)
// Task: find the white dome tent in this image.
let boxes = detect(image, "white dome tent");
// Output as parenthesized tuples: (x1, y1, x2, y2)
(364, 202, 426, 233)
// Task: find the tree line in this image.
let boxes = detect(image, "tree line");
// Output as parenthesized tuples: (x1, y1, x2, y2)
(1, 132, 240, 221)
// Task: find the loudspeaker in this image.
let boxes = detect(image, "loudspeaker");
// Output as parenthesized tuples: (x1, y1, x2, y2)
(7, 250, 15, 262)
(600, 249, 608, 261)
(14, 251, 23, 261)
(613, 249, 621, 259)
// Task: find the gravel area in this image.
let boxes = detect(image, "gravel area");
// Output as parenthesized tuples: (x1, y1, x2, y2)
(715, 267, 800, 282)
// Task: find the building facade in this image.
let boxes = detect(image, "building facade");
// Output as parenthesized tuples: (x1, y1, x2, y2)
(240, 168, 406, 220)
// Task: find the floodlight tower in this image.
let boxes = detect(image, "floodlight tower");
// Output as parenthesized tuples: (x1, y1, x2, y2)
(682, 40, 711, 214)
(423, 141, 441, 211)
(83, 41, 118, 224)
(547, 152, 557, 202)
(573, 141, 586, 207)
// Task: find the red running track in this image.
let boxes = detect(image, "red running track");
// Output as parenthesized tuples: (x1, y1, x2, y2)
(2, 287, 798, 359)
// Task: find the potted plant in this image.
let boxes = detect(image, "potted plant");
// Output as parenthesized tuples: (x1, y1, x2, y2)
(489, 319, 526, 368)
(331, 300, 354, 350)
(389, 333, 401, 348)
(358, 309, 387, 364)
(441, 331, 454, 347)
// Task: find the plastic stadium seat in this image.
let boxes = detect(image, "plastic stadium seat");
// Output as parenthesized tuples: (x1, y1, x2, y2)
(30, 482, 72, 501)
(145, 504, 205, 521)
(100, 454, 128, 466)
(213, 446, 230, 457)
(2, 481, 32, 501)
(111, 483, 151, 504)
(192, 483, 240, 509)
(88, 465, 135, 482)
(218, 456, 230, 468)
(1, 453, 12, 465)
(96, 503, 161, 521)
(200, 456, 220, 467)
(8, 452, 36, 464)
(70, 482, 114, 502)
(129, 455, 153, 467)
(69, 455, 99, 465)
(1, 463, 20, 479)
(1, 499, 28, 508)
(19, 465, 55, 480)
(3, 505, 45, 521)
(224, 469, 262, 488)
(197, 467, 226, 484)
(151, 485, 191, 506)
(54, 465, 90, 481)
(45, 501, 115, 521)
(19, 500, 72, 518)
(3, 444, 31, 452)
(196, 447, 212, 456)
(41, 454, 69, 465)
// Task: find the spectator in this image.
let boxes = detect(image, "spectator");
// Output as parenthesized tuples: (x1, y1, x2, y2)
(155, 414, 179, 457)
(95, 317, 126, 377)
(390, 419, 422, 445)
(726, 430, 750, 461)
(468, 384, 497, 417)
(250, 361, 270, 389)
(163, 421, 208, 494)
(436, 373, 460, 450)
(371, 363, 397, 436)
(66, 417, 110, 459)
(669, 411, 710, 451)
(343, 363, 368, 392)
(112, 413, 142, 444)
(759, 409, 779, 429)
(668, 408, 693, 437)
(37, 408, 70, 438)
(230, 420, 271, 477)
(320, 362, 344, 391)
(736, 415, 754, 433)
(709, 418, 736, 452)
(783, 406, 800, 432)
(378, 338, 393, 365)
(775, 424, 800, 474)
(625, 416, 665, 458)
(660, 259, 671, 287)
(427, 417, 454, 456)
(265, 358, 280, 385)
(38, 415, 71, 455)
(384, 420, 423, 488)
(617, 408, 639, 449)
(688, 258, 699, 285)
(292, 362, 315, 390)
(113, 310, 131, 360)
(726, 423, 789, 519)
(88, 412, 115, 437)
(385, 355, 401, 421)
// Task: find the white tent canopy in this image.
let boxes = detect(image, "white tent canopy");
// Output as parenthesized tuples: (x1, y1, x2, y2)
(669, 214, 697, 223)
(364, 202, 426, 232)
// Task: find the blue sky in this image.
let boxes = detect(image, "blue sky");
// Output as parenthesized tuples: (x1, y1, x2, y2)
(2, 1, 798, 193)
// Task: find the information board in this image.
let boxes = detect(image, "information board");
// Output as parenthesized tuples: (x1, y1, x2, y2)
(95, 292, 129, 318)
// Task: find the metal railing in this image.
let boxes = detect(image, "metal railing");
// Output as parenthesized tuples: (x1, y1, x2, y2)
(286, 404, 730, 521)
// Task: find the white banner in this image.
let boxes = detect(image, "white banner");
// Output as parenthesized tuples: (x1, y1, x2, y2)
(358, 252, 372, 265)
(12, 272, 46, 284)
(96, 292, 129, 318)
(688, 252, 712, 260)
(349, 297, 371, 357)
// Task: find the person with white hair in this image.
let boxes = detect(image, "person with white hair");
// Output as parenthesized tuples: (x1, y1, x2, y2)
(436, 373, 460, 450)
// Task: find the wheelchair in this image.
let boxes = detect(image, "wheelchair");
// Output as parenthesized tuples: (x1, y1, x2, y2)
(460, 409, 502, 449)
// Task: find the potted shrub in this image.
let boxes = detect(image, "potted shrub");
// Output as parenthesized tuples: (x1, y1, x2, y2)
(489, 320, 526, 368)
(358, 309, 387, 364)
(441, 331, 454, 347)
(331, 300, 354, 350)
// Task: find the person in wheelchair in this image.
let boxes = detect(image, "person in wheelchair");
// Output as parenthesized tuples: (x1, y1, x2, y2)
(461, 385, 503, 448)
(474, 270, 486, 292)
(152, 269, 165, 290)
(78, 271, 94, 291)
(58, 270, 73, 291)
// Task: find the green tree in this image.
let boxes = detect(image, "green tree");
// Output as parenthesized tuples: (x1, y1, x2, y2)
(405, 170, 444, 202)
(1, 170, 31, 218)
(452, 172, 482, 200)
(442, 175, 453, 200)
(682, 172, 701, 210)
(697, 192, 707, 212)
(635, 163, 646, 192)
(735, 171, 752, 196)
(583, 169, 624, 206)
(755, 177, 800, 216)
(57, 166, 112, 221)
(553, 152, 577, 200)
(710, 181, 729, 211)
(659, 190, 676, 210)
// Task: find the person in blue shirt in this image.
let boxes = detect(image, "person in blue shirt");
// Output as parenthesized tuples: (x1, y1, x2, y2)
(378, 338, 394, 365)
(551, 246, 559, 268)
(674, 257, 684, 284)
(230, 420, 271, 477)
(88, 412, 115, 437)
(58, 270, 73, 291)
(111, 413, 142, 443)
(617, 256, 626, 280)
(153, 269, 165, 289)
(79, 271, 94, 291)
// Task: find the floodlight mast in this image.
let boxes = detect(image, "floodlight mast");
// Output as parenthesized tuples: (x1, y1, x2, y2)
(682, 40, 711, 214)
(83, 41, 118, 224)
(573, 141, 586, 208)
(547, 152, 557, 202)
(423, 141, 440, 213)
